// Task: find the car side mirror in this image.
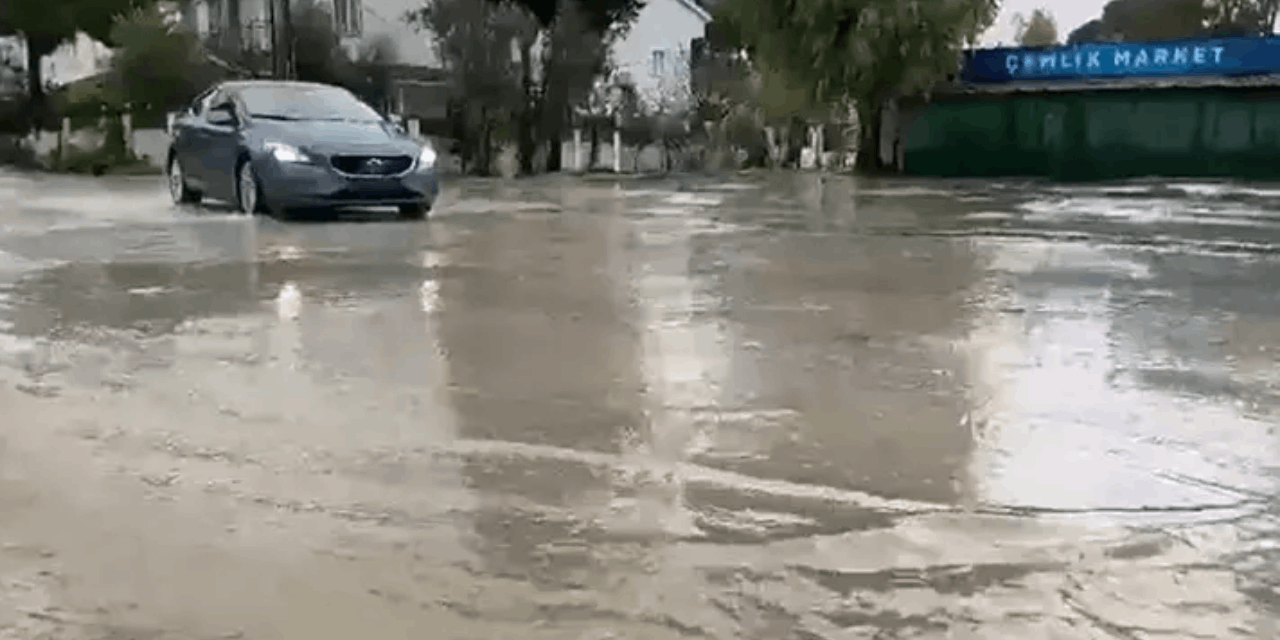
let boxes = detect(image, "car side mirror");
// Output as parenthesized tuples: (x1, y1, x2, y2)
(208, 104, 237, 126)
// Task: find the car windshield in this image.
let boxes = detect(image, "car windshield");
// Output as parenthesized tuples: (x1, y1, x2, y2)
(239, 86, 383, 122)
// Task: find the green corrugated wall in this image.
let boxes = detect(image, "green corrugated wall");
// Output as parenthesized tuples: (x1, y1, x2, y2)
(904, 88, 1280, 181)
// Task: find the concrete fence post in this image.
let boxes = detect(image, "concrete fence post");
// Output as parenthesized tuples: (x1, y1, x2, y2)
(573, 128, 583, 172)
(60, 117, 71, 152)
(612, 129, 622, 173)
(408, 118, 421, 141)
(122, 112, 133, 155)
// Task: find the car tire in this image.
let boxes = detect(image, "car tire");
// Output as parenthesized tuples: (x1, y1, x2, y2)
(398, 201, 431, 220)
(168, 156, 202, 205)
(235, 159, 268, 215)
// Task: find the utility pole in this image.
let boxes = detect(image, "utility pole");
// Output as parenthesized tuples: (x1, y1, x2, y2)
(280, 0, 294, 80)
(268, 0, 278, 77)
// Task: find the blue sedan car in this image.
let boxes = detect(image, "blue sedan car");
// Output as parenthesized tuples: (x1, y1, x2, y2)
(166, 80, 439, 219)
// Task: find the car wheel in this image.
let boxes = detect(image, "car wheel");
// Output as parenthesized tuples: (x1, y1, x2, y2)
(398, 201, 431, 220)
(236, 159, 267, 215)
(168, 156, 202, 205)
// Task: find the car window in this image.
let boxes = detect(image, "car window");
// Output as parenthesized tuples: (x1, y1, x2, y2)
(204, 90, 241, 121)
(189, 88, 218, 116)
(239, 85, 383, 122)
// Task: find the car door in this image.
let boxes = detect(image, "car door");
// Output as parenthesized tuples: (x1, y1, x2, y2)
(202, 92, 244, 202)
(179, 88, 222, 191)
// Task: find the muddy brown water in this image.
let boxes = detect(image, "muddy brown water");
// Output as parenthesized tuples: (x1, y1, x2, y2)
(0, 169, 1278, 639)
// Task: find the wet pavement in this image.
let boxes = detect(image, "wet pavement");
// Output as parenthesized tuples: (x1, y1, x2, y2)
(1, 168, 1279, 639)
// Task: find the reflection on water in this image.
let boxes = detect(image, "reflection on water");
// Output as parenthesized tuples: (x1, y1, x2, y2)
(2, 176, 1280, 636)
(703, 232, 983, 505)
(962, 239, 1280, 515)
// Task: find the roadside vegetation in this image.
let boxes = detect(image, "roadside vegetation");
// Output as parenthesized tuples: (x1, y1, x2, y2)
(6, 0, 1276, 177)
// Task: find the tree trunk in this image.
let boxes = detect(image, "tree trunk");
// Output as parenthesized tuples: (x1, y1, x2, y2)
(479, 113, 493, 177)
(855, 101, 885, 173)
(588, 124, 600, 171)
(227, 0, 242, 53)
(517, 111, 537, 175)
(516, 40, 537, 176)
(547, 124, 562, 172)
(24, 36, 58, 132)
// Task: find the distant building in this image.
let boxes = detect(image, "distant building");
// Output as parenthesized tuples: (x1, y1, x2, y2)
(900, 36, 1280, 181)
(0, 36, 21, 97)
(611, 0, 712, 110)
(179, 0, 446, 120)
(0, 32, 113, 92)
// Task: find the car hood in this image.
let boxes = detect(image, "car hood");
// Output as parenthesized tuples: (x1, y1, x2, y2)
(251, 119, 420, 157)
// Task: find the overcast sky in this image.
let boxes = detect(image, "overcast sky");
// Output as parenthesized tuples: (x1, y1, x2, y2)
(980, 0, 1110, 47)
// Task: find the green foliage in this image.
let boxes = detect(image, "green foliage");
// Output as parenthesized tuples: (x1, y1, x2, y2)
(493, 0, 645, 36)
(409, 0, 533, 174)
(55, 141, 149, 174)
(7, 0, 153, 50)
(715, 0, 997, 170)
(1067, 0, 1277, 43)
(6, 0, 156, 131)
(55, 77, 120, 129)
(1204, 0, 1280, 35)
(414, 0, 630, 174)
(1015, 8, 1059, 46)
(716, 0, 997, 106)
(289, 0, 397, 110)
(106, 5, 222, 119)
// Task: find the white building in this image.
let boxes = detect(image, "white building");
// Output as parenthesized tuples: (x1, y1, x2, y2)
(186, 0, 435, 67)
(184, 0, 445, 119)
(610, 0, 711, 110)
(0, 32, 113, 90)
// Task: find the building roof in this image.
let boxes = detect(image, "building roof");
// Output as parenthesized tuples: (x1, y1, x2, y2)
(940, 73, 1280, 95)
(220, 79, 341, 91)
(675, 0, 713, 22)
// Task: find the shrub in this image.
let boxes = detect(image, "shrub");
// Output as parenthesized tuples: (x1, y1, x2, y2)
(106, 5, 224, 124)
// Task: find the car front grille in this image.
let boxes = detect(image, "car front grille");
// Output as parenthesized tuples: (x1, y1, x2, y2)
(331, 185, 418, 201)
(330, 155, 414, 176)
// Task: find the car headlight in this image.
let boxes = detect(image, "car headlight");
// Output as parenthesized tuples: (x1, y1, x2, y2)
(418, 144, 437, 169)
(265, 141, 308, 163)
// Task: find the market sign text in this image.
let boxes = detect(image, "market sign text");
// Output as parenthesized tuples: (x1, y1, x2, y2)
(962, 37, 1280, 84)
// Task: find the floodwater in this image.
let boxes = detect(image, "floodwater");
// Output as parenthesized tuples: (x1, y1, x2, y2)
(1, 169, 1279, 639)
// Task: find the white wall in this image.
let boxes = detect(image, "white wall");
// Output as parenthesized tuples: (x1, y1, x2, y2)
(25, 127, 170, 168)
(0, 32, 113, 89)
(611, 0, 707, 108)
(344, 0, 436, 67)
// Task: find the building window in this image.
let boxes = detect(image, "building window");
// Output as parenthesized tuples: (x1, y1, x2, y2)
(195, 0, 210, 36)
(333, 0, 362, 37)
(650, 48, 667, 76)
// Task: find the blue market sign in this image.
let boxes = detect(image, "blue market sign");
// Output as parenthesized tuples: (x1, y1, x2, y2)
(962, 37, 1280, 84)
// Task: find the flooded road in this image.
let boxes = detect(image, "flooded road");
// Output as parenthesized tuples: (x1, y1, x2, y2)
(1, 168, 1279, 639)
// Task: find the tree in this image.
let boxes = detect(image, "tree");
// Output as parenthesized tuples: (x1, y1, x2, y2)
(106, 5, 223, 120)
(283, 0, 397, 112)
(409, 0, 530, 175)
(1066, 19, 1112, 44)
(1203, 0, 1279, 34)
(1068, 0, 1277, 43)
(715, 0, 998, 172)
(7, 0, 156, 129)
(639, 46, 694, 172)
(474, 0, 644, 174)
(1015, 8, 1059, 46)
(1100, 0, 1205, 40)
(532, 1, 617, 172)
(497, 0, 644, 35)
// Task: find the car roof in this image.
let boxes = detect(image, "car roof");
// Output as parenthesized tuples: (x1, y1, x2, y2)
(219, 80, 346, 93)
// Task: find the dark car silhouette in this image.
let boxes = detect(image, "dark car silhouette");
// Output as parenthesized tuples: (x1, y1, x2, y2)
(166, 80, 439, 220)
